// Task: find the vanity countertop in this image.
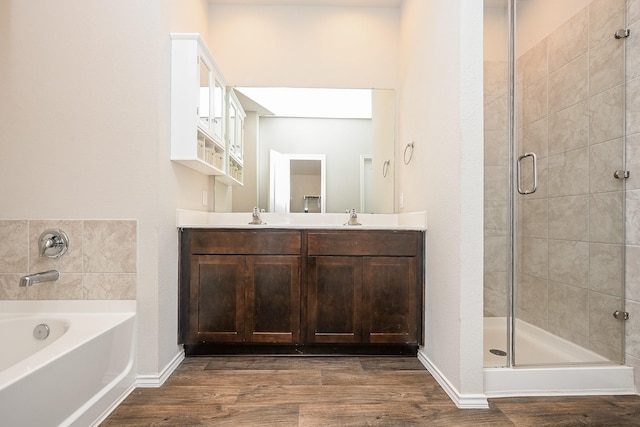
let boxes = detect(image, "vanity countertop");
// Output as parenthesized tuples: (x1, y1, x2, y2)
(176, 209, 427, 230)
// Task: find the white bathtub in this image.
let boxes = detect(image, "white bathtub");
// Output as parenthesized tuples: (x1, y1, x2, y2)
(0, 300, 136, 427)
(483, 317, 635, 397)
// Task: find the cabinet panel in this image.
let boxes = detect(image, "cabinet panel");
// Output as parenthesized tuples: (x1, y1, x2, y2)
(246, 256, 301, 343)
(189, 255, 245, 343)
(190, 230, 301, 255)
(307, 231, 419, 256)
(307, 257, 362, 343)
(363, 257, 418, 344)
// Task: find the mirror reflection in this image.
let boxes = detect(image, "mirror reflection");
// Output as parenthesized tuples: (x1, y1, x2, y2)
(232, 88, 395, 214)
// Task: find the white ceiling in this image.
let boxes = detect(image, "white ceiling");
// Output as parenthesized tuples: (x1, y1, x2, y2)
(209, 0, 402, 7)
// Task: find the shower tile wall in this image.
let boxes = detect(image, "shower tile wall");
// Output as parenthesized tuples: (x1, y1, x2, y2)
(517, 0, 626, 361)
(484, 0, 639, 363)
(0, 220, 136, 300)
(624, 0, 640, 390)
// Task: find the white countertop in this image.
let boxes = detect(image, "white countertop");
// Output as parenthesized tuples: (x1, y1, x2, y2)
(176, 209, 427, 230)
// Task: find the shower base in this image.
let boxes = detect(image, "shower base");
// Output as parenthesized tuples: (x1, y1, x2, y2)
(483, 317, 635, 397)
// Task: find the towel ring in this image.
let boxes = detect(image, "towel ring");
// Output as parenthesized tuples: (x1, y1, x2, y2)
(403, 142, 414, 165)
(382, 160, 390, 177)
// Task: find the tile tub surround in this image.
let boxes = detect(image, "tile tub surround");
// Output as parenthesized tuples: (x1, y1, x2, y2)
(0, 220, 136, 300)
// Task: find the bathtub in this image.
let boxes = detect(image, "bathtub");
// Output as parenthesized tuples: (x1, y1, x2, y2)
(0, 300, 136, 427)
(483, 317, 635, 397)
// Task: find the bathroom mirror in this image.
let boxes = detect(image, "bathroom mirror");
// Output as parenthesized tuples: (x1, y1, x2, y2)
(232, 87, 395, 214)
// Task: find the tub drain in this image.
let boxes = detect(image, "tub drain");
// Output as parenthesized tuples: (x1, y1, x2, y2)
(33, 323, 50, 340)
(489, 348, 507, 356)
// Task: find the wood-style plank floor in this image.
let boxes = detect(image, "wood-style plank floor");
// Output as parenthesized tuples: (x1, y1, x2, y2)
(101, 356, 640, 426)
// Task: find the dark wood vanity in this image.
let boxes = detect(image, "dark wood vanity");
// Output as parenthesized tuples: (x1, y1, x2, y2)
(179, 228, 424, 355)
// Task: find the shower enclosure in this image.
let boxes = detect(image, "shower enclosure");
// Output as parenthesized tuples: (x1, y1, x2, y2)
(484, 0, 630, 372)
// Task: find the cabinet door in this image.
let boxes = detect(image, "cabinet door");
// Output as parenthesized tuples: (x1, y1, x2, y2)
(188, 255, 245, 343)
(245, 256, 301, 343)
(307, 256, 362, 343)
(363, 257, 418, 344)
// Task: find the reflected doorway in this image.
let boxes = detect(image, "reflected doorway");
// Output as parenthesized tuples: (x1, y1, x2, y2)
(269, 150, 326, 213)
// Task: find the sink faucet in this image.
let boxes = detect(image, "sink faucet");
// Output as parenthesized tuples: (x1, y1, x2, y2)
(19, 270, 60, 287)
(345, 208, 361, 226)
(248, 207, 265, 225)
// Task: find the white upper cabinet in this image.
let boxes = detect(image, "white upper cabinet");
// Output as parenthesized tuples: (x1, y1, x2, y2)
(170, 33, 226, 175)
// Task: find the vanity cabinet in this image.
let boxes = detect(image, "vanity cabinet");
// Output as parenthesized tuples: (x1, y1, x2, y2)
(306, 231, 421, 345)
(170, 33, 227, 175)
(179, 228, 424, 354)
(180, 229, 301, 347)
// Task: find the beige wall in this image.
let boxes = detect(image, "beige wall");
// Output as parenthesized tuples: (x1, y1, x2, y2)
(399, 0, 484, 402)
(207, 4, 399, 88)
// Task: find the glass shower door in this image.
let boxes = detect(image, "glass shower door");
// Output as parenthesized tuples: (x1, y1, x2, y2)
(512, 0, 627, 366)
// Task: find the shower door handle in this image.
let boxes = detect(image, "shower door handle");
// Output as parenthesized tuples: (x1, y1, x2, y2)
(517, 152, 538, 195)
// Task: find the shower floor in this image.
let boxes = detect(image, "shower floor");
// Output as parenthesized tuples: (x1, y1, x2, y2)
(484, 317, 609, 367)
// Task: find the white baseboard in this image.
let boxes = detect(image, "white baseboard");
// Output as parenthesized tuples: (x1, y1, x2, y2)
(136, 350, 185, 388)
(417, 349, 489, 409)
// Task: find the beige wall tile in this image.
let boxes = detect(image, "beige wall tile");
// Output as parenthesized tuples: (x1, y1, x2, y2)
(589, 291, 624, 349)
(25, 273, 83, 300)
(626, 299, 640, 358)
(521, 118, 548, 158)
(627, 77, 640, 136)
(28, 220, 83, 274)
(626, 134, 640, 191)
(590, 37, 624, 96)
(548, 7, 588, 73)
(519, 156, 548, 200)
(548, 239, 589, 287)
(484, 199, 509, 237)
(590, 139, 624, 193)
(630, 0, 640, 24)
(626, 19, 640, 81)
(83, 273, 136, 300)
(484, 236, 508, 273)
(484, 130, 508, 166)
(589, 243, 623, 297)
(0, 220, 28, 273)
(548, 195, 589, 241)
(521, 198, 549, 238)
(589, 192, 624, 244)
(590, 85, 624, 144)
(547, 148, 589, 197)
(484, 60, 508, 98)
(521, 237, 548, 279)
(484, 165, 508, 201)
(549, 54, 588, 114)
(626, 245, 640, 301)
(516, 273, 549, 323)
(548, 100, 589, 156)
(626, 189, 640, 245)
(522, 78, 548, 125)
(0, 274, 27, 299)
(590, 0, 626, 46)
(484, 95, 508, 131)
(520, 38, 548, 89)
(83, 220, 136, 273)
(548, 281, 589, 338)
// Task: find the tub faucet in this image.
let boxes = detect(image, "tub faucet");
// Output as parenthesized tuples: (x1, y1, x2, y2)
(19, 270, 59, 287)
(248, 207, 265, 225)
(345, 208, 361, 226)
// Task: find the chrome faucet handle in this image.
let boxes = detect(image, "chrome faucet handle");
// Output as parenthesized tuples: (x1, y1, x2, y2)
(39, 229, 69, 258)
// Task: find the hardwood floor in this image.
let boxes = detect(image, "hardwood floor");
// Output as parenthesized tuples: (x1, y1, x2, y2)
(101, 356, 640, 426)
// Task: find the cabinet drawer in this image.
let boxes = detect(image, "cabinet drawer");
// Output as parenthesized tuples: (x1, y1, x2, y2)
(307, 231, 420, 257)
(188, 229, 301, 255)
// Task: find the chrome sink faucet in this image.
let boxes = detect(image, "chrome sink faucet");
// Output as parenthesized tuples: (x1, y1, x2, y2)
(249, 207, 265, 225)
(19, 270, 60, 287)
(345, 208, 361, 226)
